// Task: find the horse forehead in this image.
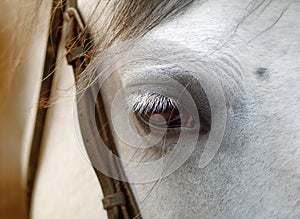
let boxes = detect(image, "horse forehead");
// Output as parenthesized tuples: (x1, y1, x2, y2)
(146, 1, 299, 52)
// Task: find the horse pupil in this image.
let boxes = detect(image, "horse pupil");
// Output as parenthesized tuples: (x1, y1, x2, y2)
(139, 106, 181, 129)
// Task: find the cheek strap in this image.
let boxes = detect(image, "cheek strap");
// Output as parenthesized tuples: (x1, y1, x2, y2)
(27, 0, 142, 219)
(64, 1, 142, 219)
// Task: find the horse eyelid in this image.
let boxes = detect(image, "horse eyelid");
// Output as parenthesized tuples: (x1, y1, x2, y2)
(132, 93, 178, 116)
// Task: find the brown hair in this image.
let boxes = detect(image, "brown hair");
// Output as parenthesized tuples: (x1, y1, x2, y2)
(0, 0, 39, 110)
(0, 1, 40, 218)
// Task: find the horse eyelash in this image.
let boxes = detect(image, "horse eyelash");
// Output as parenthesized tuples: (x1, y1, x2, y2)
(132, 93, 178, 115)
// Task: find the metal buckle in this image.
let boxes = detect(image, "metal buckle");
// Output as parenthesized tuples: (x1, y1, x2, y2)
(102, 192, 127, 210)
(63, 6, 87, 68)
(64, 7, 85, 31)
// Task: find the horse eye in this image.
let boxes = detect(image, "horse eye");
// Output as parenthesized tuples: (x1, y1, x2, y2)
(140, 107, 181, 129)
(134, 95, 195, 130)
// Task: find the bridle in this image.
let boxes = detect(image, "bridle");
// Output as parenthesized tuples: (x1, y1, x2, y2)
(26, 0, 142, 218)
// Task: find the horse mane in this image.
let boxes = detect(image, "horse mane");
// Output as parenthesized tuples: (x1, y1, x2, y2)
(87, 0, 195, 52)
(75, 0, 195, 91)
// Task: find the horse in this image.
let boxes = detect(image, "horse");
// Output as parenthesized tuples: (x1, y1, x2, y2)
(2, 0, 300, 218)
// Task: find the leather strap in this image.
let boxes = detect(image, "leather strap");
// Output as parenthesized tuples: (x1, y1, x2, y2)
(102, 192, 126, 210)
(26, 1, 65, 218)
(63, 1, 142, 219)
(27, 0, 141, 218)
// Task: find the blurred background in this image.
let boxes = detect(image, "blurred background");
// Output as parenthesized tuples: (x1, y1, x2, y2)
(0, 0, 38, 218)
